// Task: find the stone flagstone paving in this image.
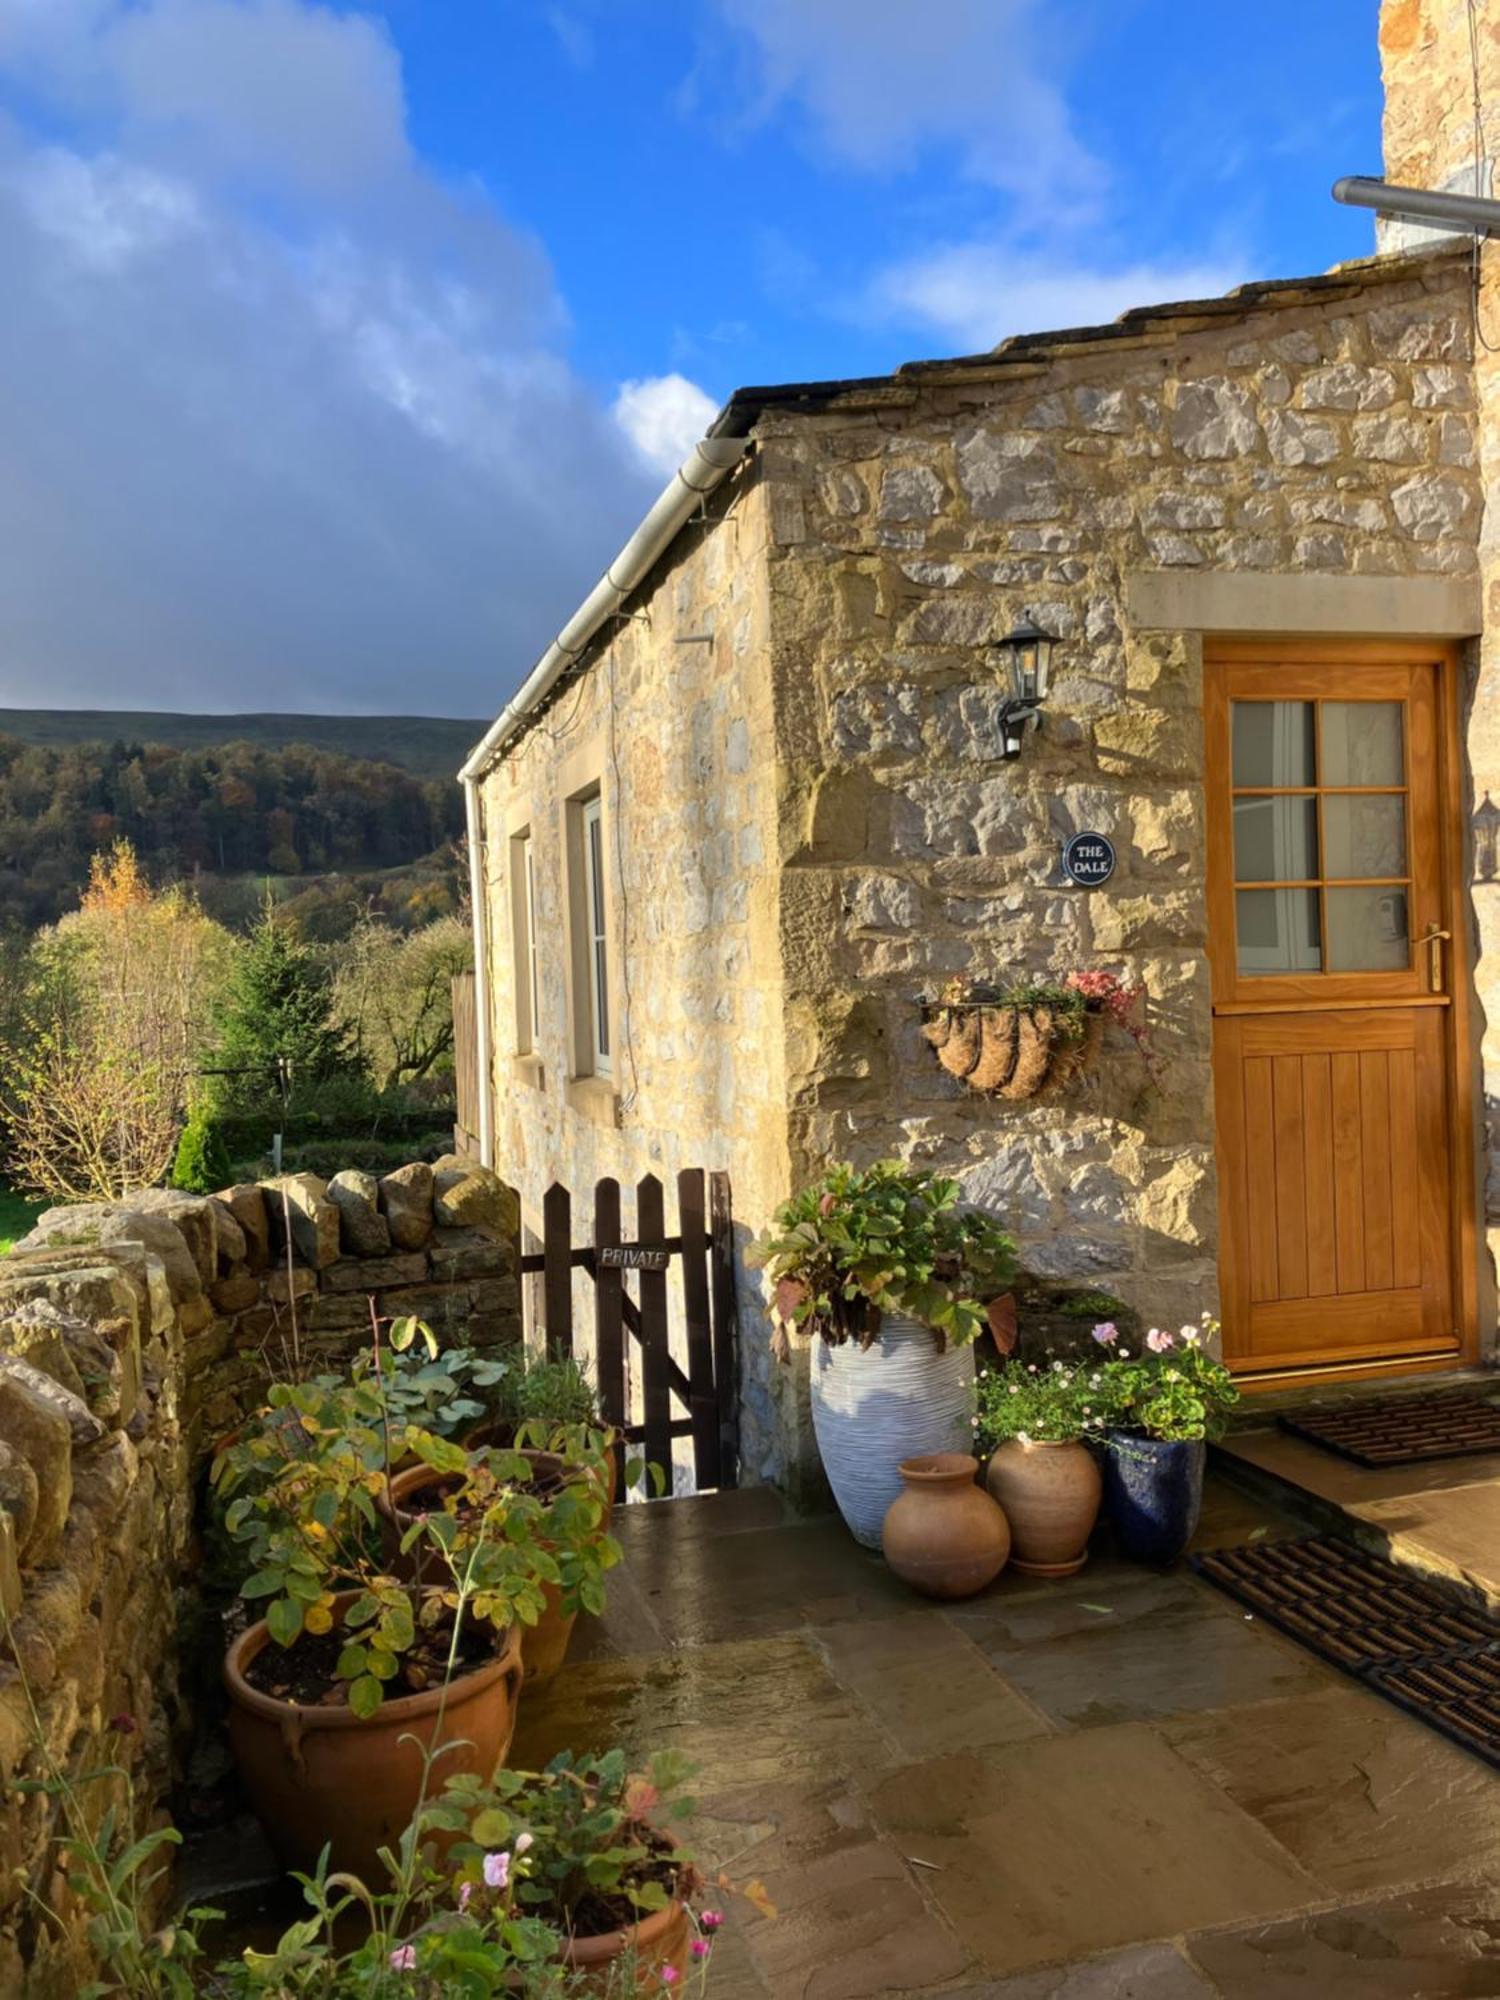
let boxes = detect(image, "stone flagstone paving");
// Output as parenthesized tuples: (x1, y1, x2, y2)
(509, 1478, 1500, 1998)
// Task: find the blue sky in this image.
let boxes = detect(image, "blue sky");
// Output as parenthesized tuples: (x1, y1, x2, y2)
(0, 0, 1383, 716)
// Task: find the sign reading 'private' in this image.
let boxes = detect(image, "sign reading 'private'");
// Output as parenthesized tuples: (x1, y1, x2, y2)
(1062, 832, 1116, 888)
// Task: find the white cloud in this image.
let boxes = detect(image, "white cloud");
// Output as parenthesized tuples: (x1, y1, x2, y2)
(0, 1, 658, 712)
(612, 373, 719, 477)
(873, 241, 1253, 353)
(709, 0, 1101, 211)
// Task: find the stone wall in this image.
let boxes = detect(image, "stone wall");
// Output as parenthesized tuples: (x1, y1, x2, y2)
(1379, 0, 1500, 1306)
(0, 1158, 520, 1997)
(476, 473, 797, 1484)
(759, 252, 1480, 1368)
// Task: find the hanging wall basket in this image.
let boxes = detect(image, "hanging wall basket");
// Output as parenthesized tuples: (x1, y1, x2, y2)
(922, 1003, 1103, 1100)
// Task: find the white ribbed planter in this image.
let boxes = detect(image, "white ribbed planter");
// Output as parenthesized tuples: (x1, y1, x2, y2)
(810, 1314, 976, 1548)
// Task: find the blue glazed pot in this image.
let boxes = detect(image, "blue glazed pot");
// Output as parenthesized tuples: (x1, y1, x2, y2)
(1102, 1433, 1206, 1566)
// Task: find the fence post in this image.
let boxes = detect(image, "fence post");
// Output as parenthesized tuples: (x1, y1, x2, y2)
(636, 1175, 672, 1480)
(708, 1171, 739, 1487)
(542, 1182, 573, 1361)
(677, 1168, 720, 1489)
(593, 1177, 626, 1494)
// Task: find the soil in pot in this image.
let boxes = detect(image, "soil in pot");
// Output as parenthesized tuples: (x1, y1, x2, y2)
(383, 1462, 580, 1685)
(984, 1439, 1102, 1578)
(882, 1453, 1010, 1599)
(560, 1897, 692, 1992)
(243, 1613, 495, 1706)
(225, 1591, 523, 1882)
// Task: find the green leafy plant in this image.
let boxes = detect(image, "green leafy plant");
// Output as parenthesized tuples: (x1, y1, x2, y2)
(169, 1100, 234, 1194)
(974, 1357, 1111, 1446)
(750, 1160, 1016, 1353)
(1091, 1316, 1239, 1442)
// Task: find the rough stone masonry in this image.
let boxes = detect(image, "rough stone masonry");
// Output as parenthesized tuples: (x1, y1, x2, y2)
(0, 1157, 521, 1999)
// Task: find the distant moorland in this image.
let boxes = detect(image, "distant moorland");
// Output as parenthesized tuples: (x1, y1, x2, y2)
(0, 709, 484, 781)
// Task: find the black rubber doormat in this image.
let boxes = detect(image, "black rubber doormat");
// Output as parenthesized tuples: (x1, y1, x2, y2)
(1193, 1535, 1500, 1772)
(1278, 1390, 1500, 1467)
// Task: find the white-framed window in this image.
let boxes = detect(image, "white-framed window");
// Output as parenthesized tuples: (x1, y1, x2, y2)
(581, 794, 611, 1074)
(509, 828, 541, 1055)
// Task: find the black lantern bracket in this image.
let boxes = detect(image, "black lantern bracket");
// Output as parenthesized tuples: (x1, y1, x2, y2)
(993, 610, 1057, 761)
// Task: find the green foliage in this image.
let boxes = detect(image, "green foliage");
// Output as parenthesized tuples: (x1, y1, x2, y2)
(1057, 1289, 1129, 1321)
(975, 1357, 1111, 1446)
(169, 1102, 234, 1194)
(0, 1180, 43, 1255)
(331, 913, 473, 1091)
(1095, 1316, 1240, 1442)
(487, 1354, 600, 1434)
(750, 1160, 1016, 1352)
(426, 1749, 698, 1930)
(0, 728, 465, 930)
(203, 904, 370, 1123)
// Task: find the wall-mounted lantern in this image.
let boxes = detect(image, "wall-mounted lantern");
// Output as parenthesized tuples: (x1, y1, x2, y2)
(994, 610, 1056, 759)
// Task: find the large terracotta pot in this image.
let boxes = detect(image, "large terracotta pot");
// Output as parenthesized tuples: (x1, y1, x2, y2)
(224, 1592, 523, 1881)
(882, 1453, 1010, 1599)
(382, 1463, 579, 1686)
(561, 1898, 691, 1992)
(984, 1438, 1102, 1577)
(810, 1313, 975, 1548)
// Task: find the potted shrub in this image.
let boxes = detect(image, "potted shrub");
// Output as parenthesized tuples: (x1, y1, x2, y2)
(922, 970, 1156, 1099)
(751, 1162, 1016, 1547)
(1094, 1316, 1239, 1565)
(381, 1431, 621, 1685)
(421, 1749, 756, 1990)
(212, 1383, 543, 1881)
(975, 1357, 1107, 1577)
(466, 1355, 627, 1509)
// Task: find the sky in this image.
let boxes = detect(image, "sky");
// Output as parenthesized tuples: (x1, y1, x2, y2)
(0, 0, 1384, 720)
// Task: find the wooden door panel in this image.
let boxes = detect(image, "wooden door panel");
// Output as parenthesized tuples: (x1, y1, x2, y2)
(1208, 648, 1459, 1378)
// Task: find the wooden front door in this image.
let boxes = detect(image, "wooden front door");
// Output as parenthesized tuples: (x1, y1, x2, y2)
(1206, 647, 1464, 1377)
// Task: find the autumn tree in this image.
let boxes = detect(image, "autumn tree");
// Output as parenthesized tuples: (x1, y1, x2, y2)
(331, 912, 473, 1091)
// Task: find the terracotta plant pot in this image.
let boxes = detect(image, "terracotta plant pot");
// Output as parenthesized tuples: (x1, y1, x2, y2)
(224, 1592, 523, 1882)
(464, 1421, 619, 1515)
(881, 1452, 1010, 1599)
(561, 1898, 691, 1992)
(984, 1438, 1102, 1577)
(811, 1313, 975, 1548)
(381, 1462, 580, 1685)
(923, 1003, 1102, 1099)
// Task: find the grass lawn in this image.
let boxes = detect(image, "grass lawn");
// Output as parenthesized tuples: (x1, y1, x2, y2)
(0, 1183, 43, 1255)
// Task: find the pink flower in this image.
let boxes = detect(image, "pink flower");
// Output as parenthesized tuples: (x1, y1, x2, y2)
(483, 1851, 511, 1889)
(457, 1882, 472, 1912)
(700, 1910, 724, 1932)
(1091, 1322, 1119, 1346)
(1146, 1328, 1175, 1353)
(661, 1969, 679, 1985)
(389, 1945, 417, 1971)
(691, 1939, 711, 1959)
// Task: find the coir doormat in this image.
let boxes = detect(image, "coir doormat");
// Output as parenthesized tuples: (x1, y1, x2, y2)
(1193, 1535, 1500, 1772)
(1278, 1390, 1500, 1468)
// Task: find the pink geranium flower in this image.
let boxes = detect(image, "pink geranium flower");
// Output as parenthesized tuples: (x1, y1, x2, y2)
(1091, 1322, 1119, 1346)
(483, 1851, 510, 1889)
(1146, 1328, 1175, 1353)
(388, 1944, 417, 1971)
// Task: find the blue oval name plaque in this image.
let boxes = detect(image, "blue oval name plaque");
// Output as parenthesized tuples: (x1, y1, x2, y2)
(1062, 831, 1116, 888)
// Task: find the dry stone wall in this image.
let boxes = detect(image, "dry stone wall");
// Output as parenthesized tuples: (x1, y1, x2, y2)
(0, 1158, 520, 1997)
(760, 252, 1480, 1349)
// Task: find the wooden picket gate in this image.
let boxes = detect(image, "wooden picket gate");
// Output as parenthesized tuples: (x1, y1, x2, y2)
(520, 1170, 739, 1492)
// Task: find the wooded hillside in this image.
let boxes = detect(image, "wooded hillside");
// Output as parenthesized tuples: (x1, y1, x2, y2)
(0, 734, 465, 929)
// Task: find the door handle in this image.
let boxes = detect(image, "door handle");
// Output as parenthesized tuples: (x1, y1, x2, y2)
(1418, 924, 1451, 993)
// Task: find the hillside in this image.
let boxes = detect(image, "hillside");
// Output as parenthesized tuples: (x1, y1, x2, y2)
(0, 734, 466, 930)
(0, 709, 484, 781)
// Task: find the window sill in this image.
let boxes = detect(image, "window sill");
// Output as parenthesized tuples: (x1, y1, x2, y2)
(565, 1074, 621, 1128)
(511, 1053, 546, 1091)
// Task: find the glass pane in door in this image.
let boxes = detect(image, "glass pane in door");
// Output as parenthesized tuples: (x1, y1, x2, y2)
(1325, 886, 1409, 972)
(1323, 795, 1406, 879)
(1232, 701, 1315, 786)
(1236, 887, 1322, 974)
(1233, 796, 1318, 882)
(1320, 702, 1404, 786)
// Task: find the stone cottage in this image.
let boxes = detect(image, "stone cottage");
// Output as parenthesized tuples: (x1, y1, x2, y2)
(460, 0, 1500, 1489)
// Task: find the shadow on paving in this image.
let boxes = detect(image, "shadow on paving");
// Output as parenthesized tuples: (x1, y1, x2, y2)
(509, 1475, 1500, 1999)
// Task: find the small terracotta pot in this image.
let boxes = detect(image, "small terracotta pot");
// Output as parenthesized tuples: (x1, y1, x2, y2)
(561, 1898, 691, 1992)
(881, 1452, 1010, 1599)
(224, 1592, 523, 1882)
(984, 1438, 1102, 1577)
(381, 1463, 580, 1685)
